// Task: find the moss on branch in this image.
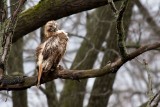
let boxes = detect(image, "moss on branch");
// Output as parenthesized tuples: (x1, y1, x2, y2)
(116, 0, 129, 60)
(12, 0, 121, 43)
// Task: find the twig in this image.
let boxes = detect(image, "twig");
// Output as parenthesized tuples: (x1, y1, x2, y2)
(150, 90, 160, 107)
(108, 0, 118, 16)
(68, 33, 100, 69)
(116, 0, 129, 60)
(143, 59, 154, 107)
(0, 91, 12, 98)
(73, 47, 95, 69)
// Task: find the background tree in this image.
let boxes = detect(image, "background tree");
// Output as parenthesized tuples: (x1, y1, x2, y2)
(7, 0, 27, 107)
(0, 0, 160, 107)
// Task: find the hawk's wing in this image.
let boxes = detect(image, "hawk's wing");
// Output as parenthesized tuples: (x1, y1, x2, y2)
(36, 29, 68, 87)
(42, 31, 68, 72)
(42, 36, 58, 60)
(35, 43, 43, 59)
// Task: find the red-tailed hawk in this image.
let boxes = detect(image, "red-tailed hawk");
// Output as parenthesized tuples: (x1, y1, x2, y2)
(36, 20, 68, 86)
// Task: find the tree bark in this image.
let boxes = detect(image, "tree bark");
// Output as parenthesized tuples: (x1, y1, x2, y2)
(45, 82, 58, 107)
(0, 0, 6, 22)
(88, 1, 134, 107)
(0, 1, 6, 57)
(7, 38, 28, 107)
(7, 1, 28, 107)
(0, 41, 160, 90)
(12, 0, 121, 43)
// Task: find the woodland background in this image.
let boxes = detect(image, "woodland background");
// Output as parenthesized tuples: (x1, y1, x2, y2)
(0, 0, 160, 107)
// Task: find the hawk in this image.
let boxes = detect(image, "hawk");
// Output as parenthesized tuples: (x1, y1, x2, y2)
(36, 20, 68, 86)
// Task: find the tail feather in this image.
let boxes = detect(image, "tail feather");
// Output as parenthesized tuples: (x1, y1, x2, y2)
(37, 64, 43, 87)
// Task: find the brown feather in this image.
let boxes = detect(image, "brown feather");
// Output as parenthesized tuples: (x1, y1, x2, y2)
(36, 21, 68, 86)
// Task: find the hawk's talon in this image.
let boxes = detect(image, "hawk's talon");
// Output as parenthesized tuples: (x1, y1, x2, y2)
(56, 65, 64, 71)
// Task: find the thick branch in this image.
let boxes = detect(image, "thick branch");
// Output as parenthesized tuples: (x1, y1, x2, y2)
(12, 0, 121, 43)
(0, 42, 160, 90)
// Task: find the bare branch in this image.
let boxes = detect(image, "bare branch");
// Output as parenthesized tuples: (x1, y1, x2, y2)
(108, 0, 118, 15)
(140, 90, 160, 107)
(150, 91, 160, 107)
(143, 59, 154, 107)
(0, 42, 160, 90)
(116, 0, 129, 60)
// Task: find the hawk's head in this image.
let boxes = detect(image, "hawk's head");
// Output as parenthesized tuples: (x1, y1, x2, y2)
(44, 20, 58, 38)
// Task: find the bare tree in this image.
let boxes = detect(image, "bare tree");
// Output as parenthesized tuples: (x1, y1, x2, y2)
(0, 0, 160, 107)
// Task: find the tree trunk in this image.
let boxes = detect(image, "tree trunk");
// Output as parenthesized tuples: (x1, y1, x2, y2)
(7, 1, 28, 107)
(88, 1, 134, 107)
(59, 5, 116, 107)
(45, 82, 58, 107)
(7, 38, 28, 107)
(0, 0, 6, 22)
(0, 1, 6, 56)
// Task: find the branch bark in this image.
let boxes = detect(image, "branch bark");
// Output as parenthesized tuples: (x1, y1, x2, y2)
(12, 0, 121, 43)
(0, 0, 6, 22)
(116, 0, 129, 60)
(7, 0, 28, 107)
(1, 0, 26, 67)
(0, 42, 160, 90)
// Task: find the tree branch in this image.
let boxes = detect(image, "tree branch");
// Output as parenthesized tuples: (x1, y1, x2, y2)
(150, 90, 160, 107)
(108, 0, 118, 14)
(116, 0, 129, 60)
(0, 42, 160, 91)
(0, 0, 7, 22)
(12, 0, 121, 43)
(139, 90, 160, 107)
(0, 0, 26, 73)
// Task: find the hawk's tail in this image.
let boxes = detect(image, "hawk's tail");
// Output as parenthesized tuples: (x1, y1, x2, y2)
(37, 63, 43, 87)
